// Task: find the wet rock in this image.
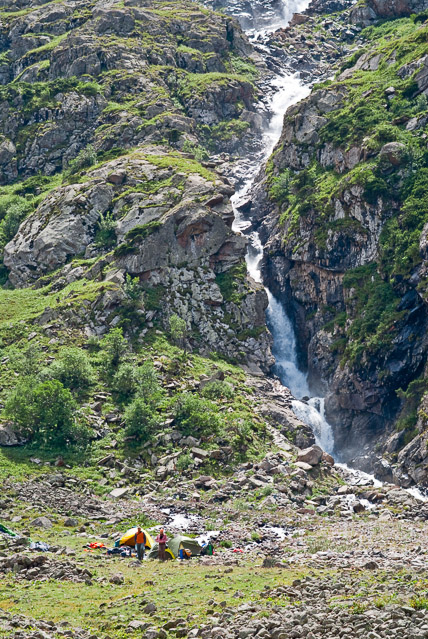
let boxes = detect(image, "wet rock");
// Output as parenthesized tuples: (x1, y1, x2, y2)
(297, 445, 323, 466)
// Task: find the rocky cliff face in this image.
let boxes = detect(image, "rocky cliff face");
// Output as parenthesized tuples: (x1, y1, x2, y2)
(254, 4, 428, 483)
(0, 0, 274, 373)
(0, 0, 264, 184)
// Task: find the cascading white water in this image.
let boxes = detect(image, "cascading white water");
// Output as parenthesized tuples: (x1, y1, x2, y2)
(255, 0, 317, 34)
(231, 0, 337, 456)
(229, 0, 428, 496)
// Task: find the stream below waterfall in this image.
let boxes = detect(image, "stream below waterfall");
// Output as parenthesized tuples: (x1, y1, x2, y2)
(231, 0, 337, 458)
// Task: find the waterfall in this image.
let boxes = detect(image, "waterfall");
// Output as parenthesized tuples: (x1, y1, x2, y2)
(231, 0, 336, 456)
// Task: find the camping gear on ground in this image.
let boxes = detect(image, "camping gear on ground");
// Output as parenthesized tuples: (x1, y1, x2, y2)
(147, 542, 174, 560)
(29, 541, 50, 552)
(115, 527, 154, 549)
(201, 541, 214, 556)
(0, 523, 17, 536)
(107, 547, 122, 555)
(147, 535, 202, 560)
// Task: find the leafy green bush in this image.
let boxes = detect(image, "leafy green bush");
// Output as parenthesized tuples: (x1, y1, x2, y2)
(169, 314, 188, 351)
(182, 140, 209, 162)
(173, 393, 223, 436)
(122, 274, 143, 312)
(124, 397, 161, 443)
(8, 344, 40, 376)
(201, 380, 234, 400)
(94, 212, 116, 248)
(100, 327, 128, 373)
(176, 452, 193, 471)
(112, 360, 161, 403)
(5, 379, 85, 446)
(43, 347, 95, 393)
(64, 144, 97, 178)
(0, 199, 32, 249)
(269, 169, 291, 204)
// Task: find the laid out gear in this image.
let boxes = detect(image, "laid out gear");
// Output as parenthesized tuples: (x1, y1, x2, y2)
(115, 527, 154, 550)
(29, 541, 50, 552)
(0, 523, 17, 537)
(147, 535, 202, 560)
(107, 547, 122, 555)
(200, 541, 214, 556)
(87, 542, 107, 550)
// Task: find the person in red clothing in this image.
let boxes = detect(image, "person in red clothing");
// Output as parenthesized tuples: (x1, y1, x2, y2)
(155, 528, 168, 561)
(134, 527, 147, 561)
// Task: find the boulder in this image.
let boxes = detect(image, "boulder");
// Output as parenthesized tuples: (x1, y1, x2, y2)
(109, 487, 129, 498)
(322, 452, 335, 466)
(142, 602, 157, 614)
(109, 573, 124, 584)
(352, 501, 366, 514)
(295, 461, 313, 471)
(379, 142, 407, 167)
(64, 518, 78, 528)
(297, 445, 323, 466)
(30, 517, 53, 529)
(0, 425, 21, 447)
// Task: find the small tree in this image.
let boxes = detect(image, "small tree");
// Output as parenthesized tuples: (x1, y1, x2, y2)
(5, 379, 83, 446)
(173, 393, 222, 437)
(43, 347, 94, 393)
(124, 397, 160, 443)
(113, 360, 161, 404)
(100, 327, 128, 373)
(169, 314, 188, 353)
(94, 212, 117, 248)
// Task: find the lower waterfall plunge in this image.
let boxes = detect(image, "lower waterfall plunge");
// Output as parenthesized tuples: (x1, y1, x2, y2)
(231, 1, 336, 456)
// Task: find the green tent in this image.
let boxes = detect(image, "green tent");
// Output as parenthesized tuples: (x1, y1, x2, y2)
(147, 535, 202, 560)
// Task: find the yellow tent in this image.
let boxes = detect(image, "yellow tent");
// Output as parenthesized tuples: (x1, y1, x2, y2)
(118, 528, 154, 549)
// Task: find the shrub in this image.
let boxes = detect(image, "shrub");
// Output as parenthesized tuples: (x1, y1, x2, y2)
(200, 380, 234, 400)
(8, 344, 40, 376)
(176, 452, 193, 471)
(124, 397, 161, 443)
(100, 327, 128, 372)
(122, 274, 143, 311)
(112, 360, 160, 403)
(94, 212, 117, 248)
(64, 144, 97, 178)
(173, 393, 223, 436)
(5, 379, 84, 446)
(43, 347, 94, 392)
(169, 314, 188, 351)
(269, 169, 291, 204)
(182, 139, 209, 162)
(0, 200, 32, 249)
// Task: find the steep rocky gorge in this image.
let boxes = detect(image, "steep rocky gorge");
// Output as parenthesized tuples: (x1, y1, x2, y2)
(251, 0, 428, 485)
(2, 0, 428, 491)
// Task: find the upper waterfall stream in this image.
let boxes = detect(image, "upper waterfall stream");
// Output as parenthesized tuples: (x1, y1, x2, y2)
(231, 0, 336, 456)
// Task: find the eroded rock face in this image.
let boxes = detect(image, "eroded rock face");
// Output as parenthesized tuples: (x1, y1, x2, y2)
(0, 0, 263, 182)
(4, 147, 273, 370)
(351, 0, 428, 24)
